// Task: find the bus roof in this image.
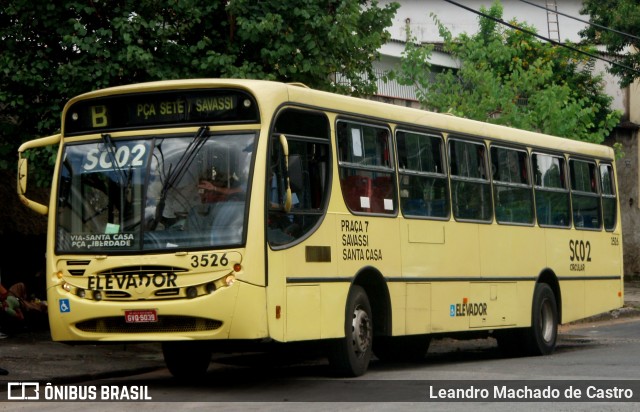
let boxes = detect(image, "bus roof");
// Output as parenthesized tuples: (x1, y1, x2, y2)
(65, 78, 615, 160)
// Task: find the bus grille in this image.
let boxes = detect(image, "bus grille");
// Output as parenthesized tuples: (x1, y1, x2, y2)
(75, 316, 222, 334)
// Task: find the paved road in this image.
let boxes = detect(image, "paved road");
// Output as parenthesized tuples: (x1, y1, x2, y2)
(4, 317, 639, 411)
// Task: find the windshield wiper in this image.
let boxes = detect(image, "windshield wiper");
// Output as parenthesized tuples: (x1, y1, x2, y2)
(150, 126, 210, 229)
(101, 133, 128, 186)
(101, 133, 132, 227)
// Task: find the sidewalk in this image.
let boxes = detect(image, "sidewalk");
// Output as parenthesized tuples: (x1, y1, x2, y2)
(1, 281, 640, 384)
(0, 332, 165, 383)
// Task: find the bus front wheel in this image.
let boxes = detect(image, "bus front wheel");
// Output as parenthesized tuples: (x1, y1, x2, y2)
(524, 283, 558, 356)
(327, 285, 373, 377)
(162, 341, 212, 379)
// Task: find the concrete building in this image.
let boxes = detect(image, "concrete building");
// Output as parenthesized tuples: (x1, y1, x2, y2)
(372, 0, 640, 277)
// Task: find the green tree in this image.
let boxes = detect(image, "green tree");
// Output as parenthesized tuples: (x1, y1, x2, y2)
(389, 1, 620, 144)
(0, 0, 399, 173)
(580, 0, 640, 88)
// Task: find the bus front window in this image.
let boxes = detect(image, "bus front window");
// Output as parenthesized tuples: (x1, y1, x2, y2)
(56, 132, 255, 253)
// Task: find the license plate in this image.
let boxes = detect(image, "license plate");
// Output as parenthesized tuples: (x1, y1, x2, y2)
(124, 309, 158, 323)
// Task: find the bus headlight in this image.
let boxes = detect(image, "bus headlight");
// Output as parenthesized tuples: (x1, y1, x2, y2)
(225, 275, 236, 287)
(76, 288, 86, 298)
(93, 290, 103, 301)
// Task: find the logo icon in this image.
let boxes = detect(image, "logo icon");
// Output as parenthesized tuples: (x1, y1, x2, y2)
(7, 382, 40, 400)
(450, 304, 456, 317)
(59, 299, 70, 313)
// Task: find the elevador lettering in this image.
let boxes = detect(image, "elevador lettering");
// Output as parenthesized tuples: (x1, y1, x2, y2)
(450, 300, 488, 317)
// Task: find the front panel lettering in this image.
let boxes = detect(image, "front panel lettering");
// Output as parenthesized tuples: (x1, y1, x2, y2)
(83, 144, 146, 172)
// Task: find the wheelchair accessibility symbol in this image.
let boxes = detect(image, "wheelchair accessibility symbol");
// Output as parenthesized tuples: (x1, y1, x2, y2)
(59, 299, 70, 313)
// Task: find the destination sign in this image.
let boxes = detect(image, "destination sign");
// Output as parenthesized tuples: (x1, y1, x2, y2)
(64, 89, 259, 135)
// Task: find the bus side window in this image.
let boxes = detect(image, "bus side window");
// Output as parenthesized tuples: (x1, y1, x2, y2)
(337, 120, 396, 215)
(397, 130, 449, 219)
(532, 153, 570, 228)
(449, 138, 492, 222)
(570, 158, 601, 230)
(490, 146, 533, 225)
(600, 163, 617, 231)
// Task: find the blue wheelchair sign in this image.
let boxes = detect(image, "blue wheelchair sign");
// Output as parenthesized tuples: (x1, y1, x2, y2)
(59, 299, 70, 313)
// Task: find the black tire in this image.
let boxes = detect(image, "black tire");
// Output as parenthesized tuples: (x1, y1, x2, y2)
(162, 341, 212, 380)
(374, 334, 431, 362)
(327, 285, 373, 377)
(524, 283, 558, 356)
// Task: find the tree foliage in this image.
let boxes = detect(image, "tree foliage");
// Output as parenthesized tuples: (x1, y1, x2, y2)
(389, 1, 620, 145)
(580, 0, 640, 88)
(0, 0, 399, 174)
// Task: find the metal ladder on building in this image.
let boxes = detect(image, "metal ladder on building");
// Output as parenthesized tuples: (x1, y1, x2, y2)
(546, 0, 560, 42)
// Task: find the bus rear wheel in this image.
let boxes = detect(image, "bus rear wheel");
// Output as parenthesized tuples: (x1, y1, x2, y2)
(162, 341, 212, 380)
(327, 285, 373, 377)
(524, 283, 558, 356)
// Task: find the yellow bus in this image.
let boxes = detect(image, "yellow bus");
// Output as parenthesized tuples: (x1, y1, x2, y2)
(17, 79, 623, 378)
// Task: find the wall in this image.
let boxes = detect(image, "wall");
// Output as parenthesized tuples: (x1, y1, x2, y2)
(379, 0, 587, 44)
(619, 80, 640, 278)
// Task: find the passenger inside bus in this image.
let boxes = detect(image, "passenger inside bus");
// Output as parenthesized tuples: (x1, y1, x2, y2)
(186, 172, 246, 234)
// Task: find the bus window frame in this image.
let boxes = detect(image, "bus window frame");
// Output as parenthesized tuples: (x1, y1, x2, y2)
(531, 151, 572, 229)
(569, 157, 602, 231)
(266, 107, 332, 250)
(336, 118, 397, 217)
(599, 162, 617, 232)
(489, 144, 535, 227)
(395, 128, 450, 221)
(448, 136, 493, 224)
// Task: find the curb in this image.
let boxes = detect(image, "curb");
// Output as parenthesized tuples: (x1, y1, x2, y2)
(567, 305, 640, 326)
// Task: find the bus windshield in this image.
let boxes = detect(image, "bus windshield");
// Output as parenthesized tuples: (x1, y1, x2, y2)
(56, 131, 255, 253)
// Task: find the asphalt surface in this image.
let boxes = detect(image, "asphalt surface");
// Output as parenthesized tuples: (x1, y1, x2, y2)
(1, 281, 639, 384)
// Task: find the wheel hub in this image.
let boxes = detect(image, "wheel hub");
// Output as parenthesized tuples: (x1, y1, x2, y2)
(351, 306, 372, 356)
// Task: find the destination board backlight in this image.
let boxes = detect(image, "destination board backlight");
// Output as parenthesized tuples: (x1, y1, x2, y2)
(64, 89, 259, 135)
